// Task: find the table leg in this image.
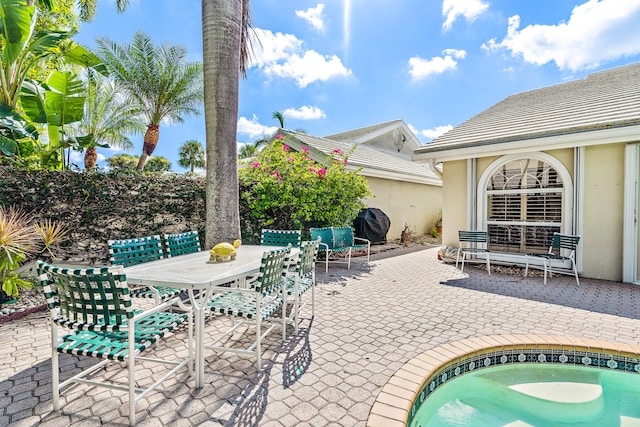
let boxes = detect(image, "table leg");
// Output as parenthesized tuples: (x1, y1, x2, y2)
(188, 289, 208, 388)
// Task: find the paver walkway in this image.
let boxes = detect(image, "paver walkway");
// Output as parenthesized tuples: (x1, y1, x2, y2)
(1, 246, 639, 426)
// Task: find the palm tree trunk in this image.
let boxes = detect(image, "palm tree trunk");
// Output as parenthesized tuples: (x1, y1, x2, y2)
(202, 0, 242, 248)
(136, 124, 159, 171)
(84, 147, 98, 169)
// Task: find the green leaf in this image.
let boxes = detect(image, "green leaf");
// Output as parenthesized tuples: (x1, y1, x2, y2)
(44, 70, 85, 125)
(0, 101, 38, 143)
(19, 79, 47, 123)
(0, 135, 18, 155)
(0, 0, 36, 67)
(64, 43, 109, 76)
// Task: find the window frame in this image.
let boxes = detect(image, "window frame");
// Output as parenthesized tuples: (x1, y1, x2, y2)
(477, 152, 574, 254)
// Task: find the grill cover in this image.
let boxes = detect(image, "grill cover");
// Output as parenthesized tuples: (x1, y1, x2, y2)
(353, 208, 390, 244)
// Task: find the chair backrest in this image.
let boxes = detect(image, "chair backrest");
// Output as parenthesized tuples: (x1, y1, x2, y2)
(37, 261, 133, 330)
(260, 229, 302, 248)
(550, 233, 580, 256)
(108, 235, 163, 267)
(458, 230, 488, 245)
(254, 246, 291, 294)
(164, 231, 201, 257)
(332, 226, 354, 248)
(296, 239, 321, 278)
(310, 227, 334, 249)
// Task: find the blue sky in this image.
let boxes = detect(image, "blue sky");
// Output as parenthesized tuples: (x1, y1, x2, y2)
(73, 0, 640, 172)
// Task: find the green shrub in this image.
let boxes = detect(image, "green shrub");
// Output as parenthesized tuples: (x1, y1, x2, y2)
(239, 134, 370, 242)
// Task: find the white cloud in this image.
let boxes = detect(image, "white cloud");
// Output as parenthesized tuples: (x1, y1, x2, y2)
(265, 50, 352, 88)
(237, 115, 279, 139)
(482, 0, 640, 71)
(442, 0, 489, 31)
(408, 49, 466, 80)
(283, 105, 326, 120)
(296, 4, 326, 31)
(409, 124, 453, 142)
(251, 28, 352, 87)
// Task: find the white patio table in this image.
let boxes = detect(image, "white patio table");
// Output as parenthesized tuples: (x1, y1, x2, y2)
(124, 244, 298, 387)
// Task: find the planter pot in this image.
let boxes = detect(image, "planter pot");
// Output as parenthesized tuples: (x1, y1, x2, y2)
(0, 289, 17, 305)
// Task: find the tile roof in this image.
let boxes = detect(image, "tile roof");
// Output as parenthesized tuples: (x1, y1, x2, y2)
(284, 130, 441, 184)
(418, 62, 640, 153)
(324, 119, 405, 142)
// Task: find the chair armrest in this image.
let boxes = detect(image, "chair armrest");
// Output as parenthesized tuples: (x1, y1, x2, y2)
(353, 237, 370, 246)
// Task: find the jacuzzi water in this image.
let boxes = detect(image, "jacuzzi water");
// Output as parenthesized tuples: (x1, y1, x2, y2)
(410, 364, 640, 427)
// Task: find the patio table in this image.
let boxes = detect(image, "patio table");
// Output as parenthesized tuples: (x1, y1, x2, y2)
(124, 244, 298, 387)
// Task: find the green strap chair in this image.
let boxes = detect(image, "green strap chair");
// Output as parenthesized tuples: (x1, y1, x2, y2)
(206, 246, 291, 370)
(284, 239, 320, 334)
(108, 235, 182, 303)
(310, 226, 370, 272)
(260, 229, 302, 247)
(525, 232, 581, 286)
(164, 230, 201, 257)
(37, 261, 192, 426)
(456, 230, 491, 275)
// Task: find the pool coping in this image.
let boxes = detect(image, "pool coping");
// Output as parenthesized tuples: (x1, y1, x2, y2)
(366, 334, 640, 427)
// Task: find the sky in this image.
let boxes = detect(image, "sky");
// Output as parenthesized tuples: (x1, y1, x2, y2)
(72, 0, 640, 172)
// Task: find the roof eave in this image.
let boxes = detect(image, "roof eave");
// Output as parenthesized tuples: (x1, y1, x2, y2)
(413, 124, 640, 163)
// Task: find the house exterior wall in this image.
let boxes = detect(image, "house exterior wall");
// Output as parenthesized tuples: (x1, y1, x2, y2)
(363, 177, 442, 240)
(442, 160, 468, 247)
(440, 145, 625, 281)
(582, 143, 625, 281)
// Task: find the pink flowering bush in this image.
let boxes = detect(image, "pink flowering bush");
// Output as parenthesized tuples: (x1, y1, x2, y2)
(239, 134, 370, 237)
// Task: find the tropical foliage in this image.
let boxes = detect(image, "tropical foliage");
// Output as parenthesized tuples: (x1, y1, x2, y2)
(239, 134, 370, 237)
(95, 31, 203, 171)
(75, 72, 144, 169)
(106, 153, 171, 173)
(0, 206, 68, 297)
(178, 139, 205, 173)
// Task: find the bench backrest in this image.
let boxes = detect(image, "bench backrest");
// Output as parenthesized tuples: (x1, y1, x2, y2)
(310, 227, 334, 249)
(458, 230, 488, 244)
(332, 226, 354, 248)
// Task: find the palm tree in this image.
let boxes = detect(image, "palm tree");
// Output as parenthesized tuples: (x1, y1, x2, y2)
(95, 31, 203, 171)
(272, 111, 285, 128)
(178, 139, 205, 173)
(31, 0, 129, 21)
(78, 72, 145, 169)
(202, 0, 254, 247)
(238, 142, 258, 159)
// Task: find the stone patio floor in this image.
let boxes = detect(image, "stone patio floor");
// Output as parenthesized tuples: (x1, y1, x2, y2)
(2, 246, 640, 426)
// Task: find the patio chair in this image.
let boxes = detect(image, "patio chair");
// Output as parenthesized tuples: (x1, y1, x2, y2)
(284, 239, 320, 334)
(525, 233, 581, 286)
(163, 230, 201, 257)
(37, 261, 192, 426)
(456, 230, 491, 275)
(260, 229, 302, 248)
(310, 226, 370, 272)
(108, 235, 182, 304)
(206, 246, 291, 370)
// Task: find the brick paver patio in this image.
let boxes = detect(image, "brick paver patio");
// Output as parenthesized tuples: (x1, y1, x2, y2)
(1, 246, 639, 426)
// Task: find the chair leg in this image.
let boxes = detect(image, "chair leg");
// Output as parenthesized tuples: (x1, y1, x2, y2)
(51, 322, 60, 411)
(461, 252, 466, 273)
(283, 294, 289, 340)
(573, 260, 580, 286)
(346, 248, 352, 270)
(128, 328, 136, 426)
(456, 248, 462, 269)
(524, 255, 529, 277)
(543, 260, 548, 286)
(486, 255, 491, 275)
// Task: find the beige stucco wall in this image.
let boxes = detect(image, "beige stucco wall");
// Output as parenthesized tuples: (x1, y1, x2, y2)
(441, 160, 468, 247)
(364, 176, 442, 240)
(581, 144, 625, 281)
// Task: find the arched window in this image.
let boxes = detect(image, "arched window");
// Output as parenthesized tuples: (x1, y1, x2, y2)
(478, 154, 572, 254)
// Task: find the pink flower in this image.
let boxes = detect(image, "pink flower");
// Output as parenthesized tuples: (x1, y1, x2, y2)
(309, 166, 316, 173)
(251, 162, 260, 168)
(288, 157, 295, 162)
(343, 159, 348, 166)
(331, 149, 343, 155)
(301, 146, 309, 153)
(271, 171, 281, 180)
(275, 134, 284, 140)
(282, 144, 290, 151)
(317, 168, 327, 178)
